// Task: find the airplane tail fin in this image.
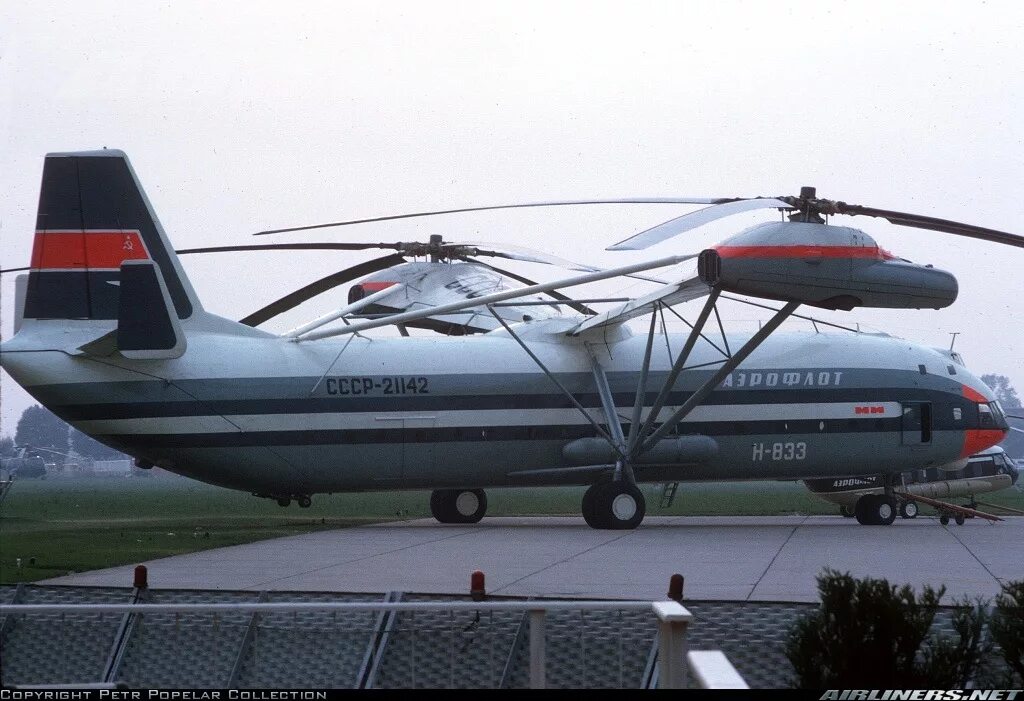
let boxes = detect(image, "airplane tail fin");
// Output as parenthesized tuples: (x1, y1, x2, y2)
(26, 149, 202, 321)
(23, 150, 205, 357)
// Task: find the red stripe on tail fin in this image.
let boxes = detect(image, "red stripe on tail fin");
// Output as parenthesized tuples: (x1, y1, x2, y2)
(30, 230, 150, 270)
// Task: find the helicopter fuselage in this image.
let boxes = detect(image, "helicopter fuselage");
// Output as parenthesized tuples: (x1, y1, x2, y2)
(1, 320, 1007, 497)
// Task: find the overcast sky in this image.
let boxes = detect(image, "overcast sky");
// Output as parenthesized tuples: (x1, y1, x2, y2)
(1, 1, 1022, 435)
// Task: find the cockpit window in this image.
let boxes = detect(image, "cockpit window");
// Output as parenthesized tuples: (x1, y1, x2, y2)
(979, 403, 994, 427)
(991, 401, 1006, 423)
(950, 352, 965, 366)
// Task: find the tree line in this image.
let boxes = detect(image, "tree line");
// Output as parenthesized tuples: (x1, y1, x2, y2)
(0, 405, 126, 462)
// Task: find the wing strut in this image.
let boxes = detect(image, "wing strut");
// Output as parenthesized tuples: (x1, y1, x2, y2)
(634, 289, 722, 446)
(586, 345, 636, 485)
(485, 306, 620, 452)
(636, 301, 800, 455)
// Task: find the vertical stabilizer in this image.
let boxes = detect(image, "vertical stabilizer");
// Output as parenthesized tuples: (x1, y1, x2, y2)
(24, 149, 203, 321)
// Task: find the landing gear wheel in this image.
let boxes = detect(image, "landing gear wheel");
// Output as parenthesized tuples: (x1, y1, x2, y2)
(940, 513, 950, 526)
(430, 488, 487, 524)
(582, 482, 645, 530)
(276, 497, 291, 507)
(297, 495, 312, 508)
(899, 501, 918, 519)
(954, 513, 966, 526)
(581, 486, 598, 526)
(854, 495, 897, 526)
(839, 505, 854, 518)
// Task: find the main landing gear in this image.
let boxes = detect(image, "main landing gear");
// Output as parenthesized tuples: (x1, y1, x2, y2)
(854, 494, 897, 526)
(264, 494, 312, 508)
(582, 481, 646, 530)
(430, 488, 488, 524)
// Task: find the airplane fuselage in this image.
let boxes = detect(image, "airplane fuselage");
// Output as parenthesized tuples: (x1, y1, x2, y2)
(1, 318, 1006, 497)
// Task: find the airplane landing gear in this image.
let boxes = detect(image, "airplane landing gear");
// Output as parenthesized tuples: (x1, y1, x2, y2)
(854, 494, 897, 526)
(297, 495, 312, 508)
(839, 505, 855, 518)
(276, 497, 291, 507)
(582, 481, 645, 530)
(430, 488, 487, 524)
(899, 501, 918, 519)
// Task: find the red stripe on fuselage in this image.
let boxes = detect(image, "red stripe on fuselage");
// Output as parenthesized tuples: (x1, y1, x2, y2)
(30, 230, 150, 270)
(360, 281, 397, 292)
(713, 244, 894, 260)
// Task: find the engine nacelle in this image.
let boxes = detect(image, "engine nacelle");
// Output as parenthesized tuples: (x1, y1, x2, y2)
(697, 221, 958, 311)
(562, 435, 718, 466)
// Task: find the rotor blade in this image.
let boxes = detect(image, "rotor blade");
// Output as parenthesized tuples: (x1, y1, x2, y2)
(463, 257, 596, 315)
(0, 266, 29, 274)
(606, 198, 794, 251)
(462, 241, 667, 284)
(238, 253, 407, 327)
(460, 241, 601, 272)
(178, 242, 400, 255)
(253, 198, 737, 236)
(833, 204, 1024, 249)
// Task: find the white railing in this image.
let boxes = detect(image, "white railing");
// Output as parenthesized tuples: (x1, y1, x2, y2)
(0, 599, 710, 689)
(687, 650, 750, 689)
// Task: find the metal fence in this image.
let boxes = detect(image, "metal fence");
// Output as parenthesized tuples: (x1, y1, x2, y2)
(1, 589, 725, 689)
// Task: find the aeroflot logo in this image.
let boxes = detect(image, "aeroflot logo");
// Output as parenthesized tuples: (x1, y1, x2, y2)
(722, 370, 844, 388)
(833, 478, 876, 487)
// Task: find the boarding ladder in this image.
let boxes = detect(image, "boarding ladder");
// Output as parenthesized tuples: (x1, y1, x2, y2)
(659, 482, 680, 509)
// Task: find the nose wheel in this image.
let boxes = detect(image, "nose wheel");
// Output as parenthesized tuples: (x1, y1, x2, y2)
(899, 500, 918, 519)
(582, 482, 646, 530)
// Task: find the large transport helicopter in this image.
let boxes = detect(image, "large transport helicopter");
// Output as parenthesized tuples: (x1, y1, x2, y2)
(1, 150, 1020, 529)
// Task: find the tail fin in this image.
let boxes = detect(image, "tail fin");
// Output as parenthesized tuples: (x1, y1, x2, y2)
(25, 149, 202, 321)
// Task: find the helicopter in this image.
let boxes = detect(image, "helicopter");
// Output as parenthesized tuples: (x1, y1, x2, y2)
(0, 150, 1019, 529)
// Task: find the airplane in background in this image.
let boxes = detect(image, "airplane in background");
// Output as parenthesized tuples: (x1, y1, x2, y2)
(0, 150, 1019, 529)
(804, 445, 1020, 524)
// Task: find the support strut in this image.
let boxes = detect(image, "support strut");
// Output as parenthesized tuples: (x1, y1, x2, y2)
(637, 301, 800, 455)
(635, 289, 721, 445)
(587, 345, 635, 484)
(487, 306, 619, 451)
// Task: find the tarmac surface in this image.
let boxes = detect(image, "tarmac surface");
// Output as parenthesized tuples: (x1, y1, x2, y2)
(45, 515, 1022, 601)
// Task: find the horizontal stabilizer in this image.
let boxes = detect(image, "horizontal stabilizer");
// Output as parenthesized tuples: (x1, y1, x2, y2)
(116, 260, 186, 359)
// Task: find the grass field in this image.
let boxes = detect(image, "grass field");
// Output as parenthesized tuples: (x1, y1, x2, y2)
(1, 474, 1022, 584)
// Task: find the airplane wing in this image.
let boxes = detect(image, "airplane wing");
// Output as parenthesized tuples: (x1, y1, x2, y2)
(568, 274, 710, 336)
(295, 254, 696, 340)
